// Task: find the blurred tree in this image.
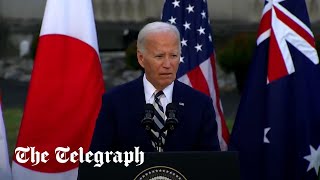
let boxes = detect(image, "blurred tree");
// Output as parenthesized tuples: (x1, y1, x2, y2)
(0, 19, 9, 57)
(217, 32, 257, 94)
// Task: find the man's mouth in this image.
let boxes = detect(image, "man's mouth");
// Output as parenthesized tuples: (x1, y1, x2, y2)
(159, 73, 172, 77)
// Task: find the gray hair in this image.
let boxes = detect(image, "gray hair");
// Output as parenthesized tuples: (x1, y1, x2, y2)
(137, 21, 181, 53)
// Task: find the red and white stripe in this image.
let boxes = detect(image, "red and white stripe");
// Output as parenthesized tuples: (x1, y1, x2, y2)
(178, 55, 229, 151)
(12, 0, 105, 179)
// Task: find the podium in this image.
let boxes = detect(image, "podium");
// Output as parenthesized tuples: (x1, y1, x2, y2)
(78, 151, 240, 179)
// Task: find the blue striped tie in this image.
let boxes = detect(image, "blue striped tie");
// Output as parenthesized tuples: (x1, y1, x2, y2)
(151, 91, 167, 152)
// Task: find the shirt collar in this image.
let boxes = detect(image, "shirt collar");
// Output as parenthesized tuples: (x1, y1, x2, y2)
(143, 73, 174, 103)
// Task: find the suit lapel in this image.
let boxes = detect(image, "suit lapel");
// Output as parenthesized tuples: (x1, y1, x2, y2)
(131, 75, 146, 118)
(133, 75, 156, 150)
(172, 80, 185, 121)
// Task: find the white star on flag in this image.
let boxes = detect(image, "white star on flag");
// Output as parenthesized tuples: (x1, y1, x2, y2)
(172, 0, 180, 8)
(168, 16, 176, 24)
(181, 38, 188, 47)
(197, 26, 205, 35)
(201, 10, 206, 19)
(304, 145, 320, 175)
(195, 44, 202, 52)
(180, 56, 184, 63)
(183, 21, 191, 30)
(264, 127, 271, 143)
(186, 4, 194, 13)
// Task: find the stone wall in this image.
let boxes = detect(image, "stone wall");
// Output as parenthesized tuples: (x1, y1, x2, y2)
(0, 51, 237, 91)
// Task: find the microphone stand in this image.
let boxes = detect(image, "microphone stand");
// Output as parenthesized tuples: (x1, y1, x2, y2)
(156, 129, 166, 152)
(141, 103, 178, 152)
(156, 135, 163, 152)
(156, 103, 179, 152)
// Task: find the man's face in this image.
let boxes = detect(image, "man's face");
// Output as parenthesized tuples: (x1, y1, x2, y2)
(137, 31, 180, 90)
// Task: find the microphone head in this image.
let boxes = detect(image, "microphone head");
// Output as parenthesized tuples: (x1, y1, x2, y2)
(166, 118, 178, 131)
(141, 103, 155, 131)
(165, 103, 177, 117)
(145, 103, 154, 110)
(144, 103, 154, 118)
(165, 103, 178, 131)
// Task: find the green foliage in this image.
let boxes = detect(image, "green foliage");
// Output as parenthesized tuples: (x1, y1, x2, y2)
(30, 33, 40, 60)
(125, 40, 143, 70)
(217, 32, 257, 74)
(0, 20, 9, 57)
(217, 32, 257, 93)
(0, 20, 20, 57)
(225, 119, 235, 133)
(3, 108, 23, 161)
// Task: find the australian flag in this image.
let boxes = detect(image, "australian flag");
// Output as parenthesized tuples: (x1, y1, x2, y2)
(230, 0, 320, 179)
(161, 0, 230, 151)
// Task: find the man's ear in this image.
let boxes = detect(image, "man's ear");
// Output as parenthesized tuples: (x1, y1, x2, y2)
(137, 50, 145, 68)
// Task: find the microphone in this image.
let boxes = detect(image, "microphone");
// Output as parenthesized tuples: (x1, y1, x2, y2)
(165, 103, 178, 131)
(141, 104, 155, 131)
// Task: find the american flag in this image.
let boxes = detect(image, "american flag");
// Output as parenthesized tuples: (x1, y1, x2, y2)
(161, 0, 229, 151)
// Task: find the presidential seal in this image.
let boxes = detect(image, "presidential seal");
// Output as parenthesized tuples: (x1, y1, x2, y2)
(134, 166, 187, 180)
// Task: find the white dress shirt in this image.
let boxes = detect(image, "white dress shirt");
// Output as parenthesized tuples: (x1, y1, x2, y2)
(143, 73, 174, 115)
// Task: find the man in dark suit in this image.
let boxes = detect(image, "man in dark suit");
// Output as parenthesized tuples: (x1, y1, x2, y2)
(89, 21, 220, 153)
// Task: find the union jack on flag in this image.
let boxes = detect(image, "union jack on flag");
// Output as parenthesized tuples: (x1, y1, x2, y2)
(257, 0, 319, 83)
(161, 0, 230, 151)
(230, 0, 320, 179)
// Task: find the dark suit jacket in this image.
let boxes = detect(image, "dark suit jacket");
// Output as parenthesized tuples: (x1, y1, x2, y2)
(89, 76, 220, 152)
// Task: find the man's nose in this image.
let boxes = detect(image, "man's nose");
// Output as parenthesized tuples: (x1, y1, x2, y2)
(162, 56, 171, 68)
